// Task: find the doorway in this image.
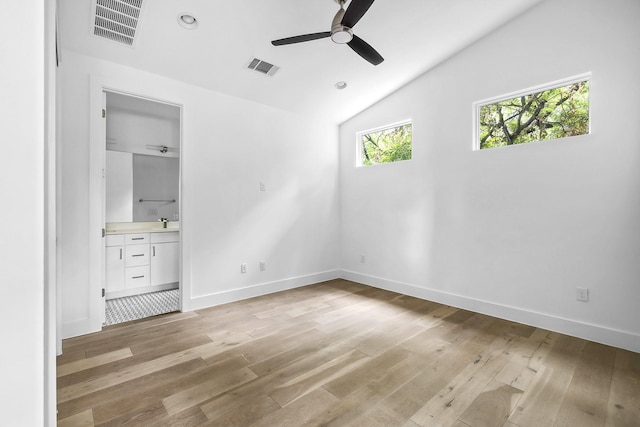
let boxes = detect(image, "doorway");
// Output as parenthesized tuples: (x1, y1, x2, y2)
(103, 91, 181, 325)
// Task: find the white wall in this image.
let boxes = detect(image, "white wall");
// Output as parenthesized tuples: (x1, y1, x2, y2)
(105, 150, 133, 222)
(339, 0, 640, 352)
(0, 0, 49, 424)
(59, 51, 340, 337)
(106, 105, 180, 157)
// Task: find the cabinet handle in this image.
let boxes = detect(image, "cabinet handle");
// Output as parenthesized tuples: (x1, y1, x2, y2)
(132, 275, 145, 279)
(119, 248, 122, 260)
(131, 237, 144, 241)
(131, 254, 144, 257)
(153, 246, 156, 256)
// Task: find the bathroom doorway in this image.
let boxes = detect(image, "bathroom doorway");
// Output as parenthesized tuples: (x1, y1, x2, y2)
(102, 91, 181, 325)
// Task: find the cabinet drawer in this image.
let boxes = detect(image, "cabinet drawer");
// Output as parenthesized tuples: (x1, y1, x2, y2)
(106, 234, 125, 246)
(150, 232, 180, 244)
(125, 244, 149, 267)
(125, 266, 150, 288)
(125, 233, 150, 244)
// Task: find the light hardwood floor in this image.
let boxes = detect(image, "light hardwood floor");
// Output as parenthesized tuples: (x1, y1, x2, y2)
(57, 280, 640, 426)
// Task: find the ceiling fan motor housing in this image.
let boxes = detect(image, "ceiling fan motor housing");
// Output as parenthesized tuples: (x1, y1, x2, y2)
(331, 0, 353, 44)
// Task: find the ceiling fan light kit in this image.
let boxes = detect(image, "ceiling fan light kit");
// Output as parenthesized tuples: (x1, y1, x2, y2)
(271, 0, 383, 66)
(331, 27, 353, 44)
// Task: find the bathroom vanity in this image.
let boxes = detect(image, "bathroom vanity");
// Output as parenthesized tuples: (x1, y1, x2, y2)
(105, 222, 179, 299)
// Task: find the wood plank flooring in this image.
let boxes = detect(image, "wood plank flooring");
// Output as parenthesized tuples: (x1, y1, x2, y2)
(57, 279, 640, 426)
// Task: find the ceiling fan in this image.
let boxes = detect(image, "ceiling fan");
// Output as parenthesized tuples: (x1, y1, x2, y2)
(271, 0, 384, 66)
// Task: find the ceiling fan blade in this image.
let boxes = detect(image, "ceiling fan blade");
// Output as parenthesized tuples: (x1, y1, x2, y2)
(341, 0, 375, 28)
(271, 32, 331, 46)
(347, 35, 384, 65)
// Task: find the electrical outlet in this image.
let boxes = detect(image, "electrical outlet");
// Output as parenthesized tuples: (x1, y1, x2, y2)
(576, 287, 589, 302)
(360, 255, 366, 263)
(259, 261, 266, 271)
(260, 182, 266, 192)
(148, 208, 158, 216)
(240, 263, 247, 274)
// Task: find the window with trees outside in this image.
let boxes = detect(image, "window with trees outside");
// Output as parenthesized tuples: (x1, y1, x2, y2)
(476, 76, 590, 150)
(358, 121, 412, 166)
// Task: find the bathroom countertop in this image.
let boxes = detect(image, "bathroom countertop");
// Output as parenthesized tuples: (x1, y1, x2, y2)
(105, 221, 180, 235)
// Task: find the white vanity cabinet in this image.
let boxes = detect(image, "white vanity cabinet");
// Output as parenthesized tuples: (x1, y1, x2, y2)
(150, 232, 180, 286)
(105, 230, 179, 299)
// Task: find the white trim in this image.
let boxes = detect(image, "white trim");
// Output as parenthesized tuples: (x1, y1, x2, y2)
(88, 77, 106, 333)
(45, 0, 57, 424)
(61, 262, 640, 353)
(472, 72, 592, 151)
(340, 270, 640, 354)
(188, 270, 340, 311)
(87, 75, 186, 337)
(355, 119, 412, 167)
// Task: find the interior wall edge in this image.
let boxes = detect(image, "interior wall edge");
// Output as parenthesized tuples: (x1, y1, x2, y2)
(340, 270, 640, 354)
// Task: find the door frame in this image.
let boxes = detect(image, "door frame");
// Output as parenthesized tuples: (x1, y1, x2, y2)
(89, 75, 185, 332)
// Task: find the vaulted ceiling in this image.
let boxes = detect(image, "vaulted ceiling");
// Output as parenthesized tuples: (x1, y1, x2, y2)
(59, 0, 542, 123)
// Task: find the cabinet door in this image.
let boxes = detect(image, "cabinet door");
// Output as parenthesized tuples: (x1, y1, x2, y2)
(105, 245, 125, 293)
(150, 242, 179, 286)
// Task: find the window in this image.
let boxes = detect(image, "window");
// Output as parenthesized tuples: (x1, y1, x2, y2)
(475, 75, 590, 150)
(358, 121, 412, 166)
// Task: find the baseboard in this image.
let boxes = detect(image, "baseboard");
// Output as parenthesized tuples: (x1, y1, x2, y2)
(188, 270, 341, 311)
(340, 270, 640, 354)
(106, 282, 178, 300)
(62, 318, 102, 340)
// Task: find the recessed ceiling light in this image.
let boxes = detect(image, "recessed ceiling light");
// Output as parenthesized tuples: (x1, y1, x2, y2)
(177, 14, 198, 30)
(335, 81, 348, 90)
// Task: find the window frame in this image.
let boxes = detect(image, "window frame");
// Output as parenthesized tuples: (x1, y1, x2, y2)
(473, 73, 592, 151)
(356, 119, 413, 167)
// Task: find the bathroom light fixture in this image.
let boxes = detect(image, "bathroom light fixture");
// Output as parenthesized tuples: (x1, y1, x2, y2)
(335, 81, 348, 90)
(177, 13, 198, 30)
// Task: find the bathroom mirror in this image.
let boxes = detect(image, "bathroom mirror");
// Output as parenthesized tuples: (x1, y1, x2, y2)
(104, 91, 180, 223)
(106, 151, 179, 222)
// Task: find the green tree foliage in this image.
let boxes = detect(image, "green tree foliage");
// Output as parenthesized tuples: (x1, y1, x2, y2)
(479, 81, 590, 149)
(361, 123, 412, 166)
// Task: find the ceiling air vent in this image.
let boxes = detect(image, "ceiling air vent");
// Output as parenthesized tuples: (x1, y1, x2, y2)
(92, 0, 144, 47)
(247, 58, 280, 77)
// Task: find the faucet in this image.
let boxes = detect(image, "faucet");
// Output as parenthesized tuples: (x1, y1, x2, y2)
(159, 218, 168, 228)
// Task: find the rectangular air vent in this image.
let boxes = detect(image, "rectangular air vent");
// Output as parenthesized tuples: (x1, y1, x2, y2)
(92, 0, 144, 46)
(247, 58, 280, 77)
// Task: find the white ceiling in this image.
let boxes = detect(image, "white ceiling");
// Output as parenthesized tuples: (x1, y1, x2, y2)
(59, 0, 542, 124)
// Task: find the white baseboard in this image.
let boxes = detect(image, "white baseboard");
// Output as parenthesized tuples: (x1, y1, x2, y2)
(340, 270, 640, 354)
(62, 269, 639, 354)
(106, 282, 178, 300)
(188, 270, 341, 311)
(62, 318, 102, 340)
